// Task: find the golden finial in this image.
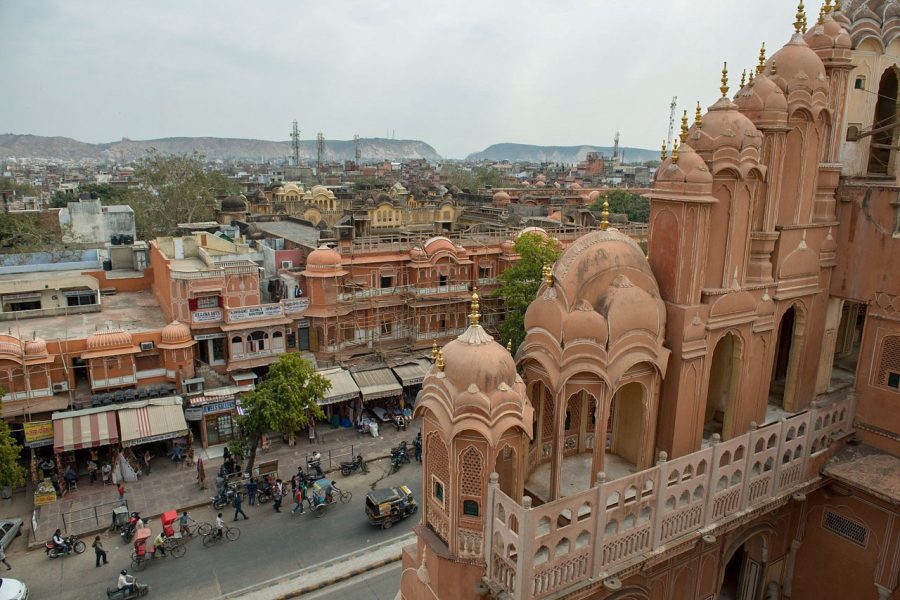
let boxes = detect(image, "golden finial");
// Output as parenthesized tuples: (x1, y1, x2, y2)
(748, 69, 755, 84)
(600, 197, 610, 231)
(695, 101, 702, 128)
(834, 0, 841, 12)
(824, 0, 832, 14)
(506, 339, 513, 353)
(720, 61, 729, 97)
(771, 60, 778, 76)
(740, 69, 747, 88)
(794, 1, 806, 33)
(680, 110, 689, 143)
(470, 287, 481, 327)
(436, 349, 445, 371)
(756, 42, 766, 75)
(672, 138, 679, 163)
(818, 5, 825, 23)
(542, 263, 553, 287)
(431, 340, 438, 363)
(661, 140, 667, 162)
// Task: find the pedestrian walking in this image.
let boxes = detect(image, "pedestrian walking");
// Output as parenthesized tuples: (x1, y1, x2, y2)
(272, 478, 283, 513)
(143, 450, 152, 475)
(87, 459, 98, 484)
(92, 536, 108, 567)
(246, 478, 258, 506)
(117, 482, 125, 503)
(197, 457, 207, 489)
(291, 484, 305, 514)
(233, 491, 249, 521)
(414, 432, 422, 462)
(0, 544, 10, 570)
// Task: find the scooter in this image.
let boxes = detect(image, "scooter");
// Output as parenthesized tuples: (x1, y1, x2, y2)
(45, 535, 86, 558)
(306, 452, 325, 480)
(340, 455, 368, 476)
(211, 486, 239, 510)
(120, 512, 143, 542)
(106, 580, 150, 598)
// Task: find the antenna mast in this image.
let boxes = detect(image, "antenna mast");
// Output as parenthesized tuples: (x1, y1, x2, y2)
(667, 96, 678, 148)
(290, 120, 300, 166)
(316, 132, 325, 182)
(613, 131, 620, 163)
(354, 134, 361, 164)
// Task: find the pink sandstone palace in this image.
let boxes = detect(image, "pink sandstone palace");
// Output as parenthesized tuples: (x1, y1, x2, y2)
(399, 3, 900, 600)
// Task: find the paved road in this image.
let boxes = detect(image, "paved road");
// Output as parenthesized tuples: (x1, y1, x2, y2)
(303, 562, 402, 600)
(13, 457, 422, 600)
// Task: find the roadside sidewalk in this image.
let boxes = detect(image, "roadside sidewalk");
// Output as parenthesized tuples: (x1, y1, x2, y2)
(12, 417, 421, 551)
(217, 532, 414, 600)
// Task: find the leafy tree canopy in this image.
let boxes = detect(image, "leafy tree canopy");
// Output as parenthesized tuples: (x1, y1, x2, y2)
(0, 177, 38, 197)
(442, 165, 504, 192)
(493, 232, 561, 352)
(0, 415, 26, 490)
(237, 353, 329, 471)
(590, 189, 650, 223)
(0, 212, 60, 253)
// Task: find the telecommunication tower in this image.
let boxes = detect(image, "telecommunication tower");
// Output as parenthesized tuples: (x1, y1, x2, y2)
(290, 120, 301, 166)
(354, 134, 361, 164)
(667, 96, 678, 148)
(316, 132, 325, 181)
(613, 131, 620, 163)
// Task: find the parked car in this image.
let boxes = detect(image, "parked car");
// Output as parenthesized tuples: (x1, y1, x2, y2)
(0, 519, 22, 552)
(0, 578, 28, 600)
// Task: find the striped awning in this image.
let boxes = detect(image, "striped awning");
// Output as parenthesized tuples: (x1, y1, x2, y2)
(118, 399, 189, 447)
(52, 410, 119, 453)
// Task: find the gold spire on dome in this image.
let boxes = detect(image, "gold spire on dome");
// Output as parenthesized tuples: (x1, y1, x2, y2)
(542, 263, 553, 287)
(506, 339, 513, 353)
(834, 0, 841, 12)
(818, 5, 825, 23)
(600, 197, 610, 231)
(660, 140, 667, 161)
(436, 349, 444, 371)
(720, 62, 729, 97)
(469, 287, 481, 327)
(695, 102, 702, 128)
(740, 69, 747, 88)
(771, 60, 778, 75)
(794, 1, 807, 33)
(431, 340, 438, 363)
(824, 0, 832, 14)
(680, 110, 689, 143)
(756, 42, 766, 75)
(748, 69, 755, 84)
(672, 139, 680, 163)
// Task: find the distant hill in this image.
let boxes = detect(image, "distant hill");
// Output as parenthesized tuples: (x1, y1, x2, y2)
(0, 134, 442, 162)
(466, 142, 658, 164)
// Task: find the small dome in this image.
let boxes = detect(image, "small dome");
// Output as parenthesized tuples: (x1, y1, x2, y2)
(442, 328, 518, 398)
(161, 321, 191, 345)
(654, 144, 712, 184)
(423, 236, 457, 255)
(500, 240, 515, 254)
(409, 247, 427, 261)
(306, 245, 343, 268)
(766, 34, 828, 94)
(536, 174, 547, 182)
(492, 191, 511, 206)
(805, 15, 852, 50)
(518, 226, 550, 240)
(535, 180, 546, 187)
(734, 75, 789, 126)
(691, 97, 762, 154)
(0, 334, 23, 360)
(569, 182, 582, 190)
(524, 290, 565, 339)
(588, 190, 601, 202)
(86, 329, 133, 351)
(221, 195, 247, 212)
(24, 337, 48, 356)
(598, 275, 665, 341)
(561, 301, 609, 346)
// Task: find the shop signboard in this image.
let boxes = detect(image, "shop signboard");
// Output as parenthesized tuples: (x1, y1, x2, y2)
(35, 491, 57, 507)
(184, 407, 204, 421)
(227, 304, 283, 322)
(202, 400, 235, 415)
(124, 431, 188, 447)
(194, 332, 226, 341)
(24, 421, 54, 448)
(282, 298, 310, 314)
(192, 309, 223, 323)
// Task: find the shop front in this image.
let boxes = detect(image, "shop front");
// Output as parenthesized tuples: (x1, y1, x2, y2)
(317, 367, 361, 428)
(390, 357, 431, 408)
(351, 366, 404, 424)
(118, 397, 191, 465)
(186, 389, 242, 448)
(24, 421, 56, 506)
(52, 406, 122, 493)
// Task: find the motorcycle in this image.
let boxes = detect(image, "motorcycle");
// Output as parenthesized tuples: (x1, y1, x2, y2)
(306, 452, 325, 480)
(45, 535, 86, 558)
(256, 480, 273, 504)
(106, 580, 150, 599)
(211, 486, 240, 510)
(340, 455, 368, 476)
(389, 443, 410, 474)
(120, 512, 143, 542)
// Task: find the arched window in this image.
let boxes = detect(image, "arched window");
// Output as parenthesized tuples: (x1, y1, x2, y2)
(463, 500, 479, 517)
(868, 68, 899, 175)
(272, 330, 285, 351)
(248, 331, 267, 352)
(230, 336, 243, 357)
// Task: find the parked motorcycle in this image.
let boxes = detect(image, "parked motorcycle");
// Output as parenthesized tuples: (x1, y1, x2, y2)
(106, 578, 150, 598)
(306, 452, 325, 480)
(45, 535, 86, 558)
(389, 442, 410, 474)
(211, 486, 240, 510)
(120, 512, 143, 542)
(340, 454, 368, 476)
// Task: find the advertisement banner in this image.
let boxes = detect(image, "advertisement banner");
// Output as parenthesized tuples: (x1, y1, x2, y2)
(24, 421, 54, 447)
(192, 309, 223, 323)
(282, 298, 310, 314)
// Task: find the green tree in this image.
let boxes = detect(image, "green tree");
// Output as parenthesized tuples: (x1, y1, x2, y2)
(443, 165, 504, 192)
(0, 413, 26, 492)
(124, 152, 238, 238)
(77, 182, 131, 204)
(0, 212, 59, 252)
(237, 354, 330, 472)
(0, 177, 39, 197)
(493, 232, 562, 352)
(591, 189, 650, 222)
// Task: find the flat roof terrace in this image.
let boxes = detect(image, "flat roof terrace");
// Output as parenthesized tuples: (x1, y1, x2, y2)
(5, 289, 169, 342)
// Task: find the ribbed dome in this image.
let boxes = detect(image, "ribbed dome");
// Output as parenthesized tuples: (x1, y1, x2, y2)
(442, 326, 518, 397)
(654, 144, 712, 184)
(524, 290, 565, 340)
(691, 97, 763, 154)
(500, 240, 516, 254)
(24, 337, 48, 356)
(306, 245, 342, 268)
(0, 334, 23, 360)
(734, 75, 789, 127)
(766, 34, 828, 93)
(423, 236, 457, 255)
(161, 321, 191, 344)
(86, 329, 133, 350)
(561, 300, 609, 345)
(805, 15, 852, 50)
(598, 275, 666, 341)
(221, 195, 247, 212)
(492, 191, 511, 206)
(588, 190, 601, 203)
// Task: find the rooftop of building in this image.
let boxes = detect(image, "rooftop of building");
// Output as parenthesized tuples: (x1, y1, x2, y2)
(823, 443, 900, 505)
(2, 289, 168, 342)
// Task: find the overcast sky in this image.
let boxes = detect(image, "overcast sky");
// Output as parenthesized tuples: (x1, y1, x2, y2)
(2, 0, 802, 158)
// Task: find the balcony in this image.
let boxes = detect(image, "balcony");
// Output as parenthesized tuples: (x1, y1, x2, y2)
(483, 392, 855, 600)
(338, 286, 400, 301)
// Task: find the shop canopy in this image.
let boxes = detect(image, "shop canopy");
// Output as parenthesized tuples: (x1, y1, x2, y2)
(52, 406, 120, 453)
(351, 368, 403, 402)
(117, 398, 189, 447)
(318, 367, 361, 406)
(391, 359, 432, 386)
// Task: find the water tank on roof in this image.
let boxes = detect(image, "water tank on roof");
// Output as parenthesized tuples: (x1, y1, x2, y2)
(102, 260, 112, 271)
(124, 235, 134, 245)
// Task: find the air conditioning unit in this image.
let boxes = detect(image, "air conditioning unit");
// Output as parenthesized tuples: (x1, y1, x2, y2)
(139, 341, 155, 351)
(281, 260, 293, 269)
(52, 382, 69, 393)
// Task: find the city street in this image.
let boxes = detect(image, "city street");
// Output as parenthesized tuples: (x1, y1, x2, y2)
(11, 457, 421, 600)
(302, 562, 402, 600)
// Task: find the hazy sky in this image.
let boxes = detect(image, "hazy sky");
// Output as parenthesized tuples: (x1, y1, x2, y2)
(2, 0, 802, 157)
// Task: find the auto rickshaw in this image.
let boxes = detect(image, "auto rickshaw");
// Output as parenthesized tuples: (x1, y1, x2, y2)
(365, 484, 417, 529)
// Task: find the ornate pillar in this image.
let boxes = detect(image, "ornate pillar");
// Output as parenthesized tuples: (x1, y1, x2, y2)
(550, 387, 566, 501)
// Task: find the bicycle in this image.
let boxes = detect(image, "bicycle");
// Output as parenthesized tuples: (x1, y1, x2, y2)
(333, 482, 352, 504)
(201, 525, 240, 547)
(180, 521, 213, 539)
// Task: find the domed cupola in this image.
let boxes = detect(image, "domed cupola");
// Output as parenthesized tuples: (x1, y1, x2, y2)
(598, 274, 666, 342)
(302, 245, 346, 277)
(805, 11, 852, 53)
(24, 337, 48, 357)
(561, 299, 609, 347)
(158, 321, 194, 350)
(734, 74, 789, 128)
(220, 195, 248, 213)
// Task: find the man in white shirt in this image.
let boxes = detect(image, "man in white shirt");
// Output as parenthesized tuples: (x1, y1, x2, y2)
(215, 513, 224, 539)
(118, 570, 135, 593)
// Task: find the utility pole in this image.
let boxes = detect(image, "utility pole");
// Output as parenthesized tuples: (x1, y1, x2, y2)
(290, 120, 301, 166)
(316, 132, 325, 182)
(613, 131, 620, 164)
(667, 96, 678, 148)
(354, 134, 361, 164)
